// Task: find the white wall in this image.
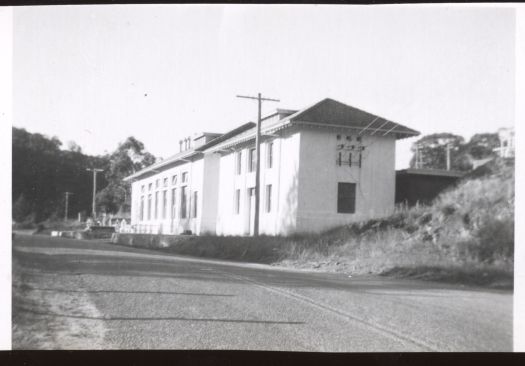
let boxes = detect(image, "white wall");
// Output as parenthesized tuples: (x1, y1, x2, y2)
(296, 128, 396, 233)
(129, 154, 219, 235)
(130, 127, 396, 237)
(215, 129, 301, 236)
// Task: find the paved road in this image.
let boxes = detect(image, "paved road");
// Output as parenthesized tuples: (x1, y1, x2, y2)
(12, 234, 513, 351)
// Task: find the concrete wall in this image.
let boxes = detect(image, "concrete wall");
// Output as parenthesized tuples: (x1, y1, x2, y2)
(130, 126, 396, 236)
(215, 129, 301, 236)
(129, 154, 219, 235)
(296, 128, 396, 233)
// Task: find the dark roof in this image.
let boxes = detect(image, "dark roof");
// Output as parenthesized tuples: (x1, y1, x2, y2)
(288, 98, 419, 139)
(396, 168, 464, 178)
(196, 122, 256, 151)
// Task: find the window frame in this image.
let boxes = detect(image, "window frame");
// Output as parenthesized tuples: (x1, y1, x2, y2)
(265, 184, 272, 213)
(192, 191, 198, 218)
(248, 148, 256, 172)
(267, 142, 273, 169)
(234, 189, 241, 215)
(180, 186, 187, 219)
(236, 151, 242, 175)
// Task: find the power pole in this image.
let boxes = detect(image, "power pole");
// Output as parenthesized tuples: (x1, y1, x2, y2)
(64, 192, 73, 221)
(236, 93, 279, 236)
(86, 168, 104, 219)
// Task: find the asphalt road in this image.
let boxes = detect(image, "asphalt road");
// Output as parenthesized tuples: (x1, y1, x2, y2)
(12, 233, 513, 351)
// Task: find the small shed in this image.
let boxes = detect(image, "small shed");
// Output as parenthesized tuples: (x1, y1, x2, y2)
(395, 168, 464, 206)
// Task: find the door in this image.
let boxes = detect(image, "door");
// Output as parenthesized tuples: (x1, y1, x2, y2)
(248, 188, 255, 236)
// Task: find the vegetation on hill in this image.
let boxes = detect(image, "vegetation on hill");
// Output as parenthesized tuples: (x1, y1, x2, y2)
(114, 157, 514, 288)
(409, 132, 500, 171)
(277, 157, 514, 287)
(12, 127, 156, 224)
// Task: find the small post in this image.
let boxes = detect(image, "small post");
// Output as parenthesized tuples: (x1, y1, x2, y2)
(64, 192, 73, 221)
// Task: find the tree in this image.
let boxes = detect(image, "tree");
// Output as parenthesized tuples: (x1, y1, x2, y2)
(12, 127, 110, 222)
(465, 133, 499, 160)
(67, 140, 83, 153)
(409, 133, 470, 171)
(96, 137, 156, 214)
(410, 131, 502, 172)
(13, 194, 32, 222)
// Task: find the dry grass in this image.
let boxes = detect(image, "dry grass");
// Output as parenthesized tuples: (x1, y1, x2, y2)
(114, 158, 514, 288)
(275, 158, 514, 288)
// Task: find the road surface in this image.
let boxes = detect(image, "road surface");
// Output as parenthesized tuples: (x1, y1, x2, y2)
(12, 233, 513, 351)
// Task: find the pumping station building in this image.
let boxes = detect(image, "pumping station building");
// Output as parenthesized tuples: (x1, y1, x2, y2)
(123, 98, 419, 236)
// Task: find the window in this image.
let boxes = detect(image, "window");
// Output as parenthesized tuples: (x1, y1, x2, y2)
(336, 134, 341, 140)
(172, 175, 177, 185)
(147, 194, 152, 220)
(248, 148, 256, 172)
(140, 196, 144, 221)
(182, 172, 188, 183)
(236, 151, 242, 175)
(148, 183, 152, 191)
(154, 192, 159, 219)
(234, 189, 240, 214)
(265, 184, 272, 213)
(180, 186, 187, 218)
(192, 191, 198, 218)
(162, 190, 167, 219)
(156, 179, 159, 189)
(346, 135, 351, 141)
(337, 182, 356, 213)
(163, 178, 168, 187)
(171, 188, 176, 219)
(267, 142, 273, 169)
(337, 152, 342, 166)
(141, 185, 145, 193)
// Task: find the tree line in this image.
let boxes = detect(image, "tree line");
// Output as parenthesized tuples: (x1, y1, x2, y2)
(12, 127, 155, 223)
(12, 127, 503, 223)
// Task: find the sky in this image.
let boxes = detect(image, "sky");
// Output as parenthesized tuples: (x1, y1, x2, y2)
(12, 5, 516, 168)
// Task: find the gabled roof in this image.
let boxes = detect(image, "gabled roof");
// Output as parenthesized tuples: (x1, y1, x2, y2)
(285, 98, 419, 139)
(123, 122, 256, 181)
(123, 148, 199, 182)
(196, 122, 256, 152)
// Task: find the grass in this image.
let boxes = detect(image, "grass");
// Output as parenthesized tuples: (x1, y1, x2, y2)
(114, 158, 514, 289)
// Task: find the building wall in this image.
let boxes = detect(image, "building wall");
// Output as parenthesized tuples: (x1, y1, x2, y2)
(130, 127, 397, 236)
(295, 128, 396, 233)
(129, 154, 219, 235)
(215, 129, 301, 236)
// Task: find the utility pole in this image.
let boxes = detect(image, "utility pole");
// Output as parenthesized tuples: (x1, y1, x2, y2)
(86, 168, 104, 219)
(236, 93, 279, 236)
(64, 192, 73, 221)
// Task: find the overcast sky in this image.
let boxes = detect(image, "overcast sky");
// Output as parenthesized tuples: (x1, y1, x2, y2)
(13, 5, 516, 168)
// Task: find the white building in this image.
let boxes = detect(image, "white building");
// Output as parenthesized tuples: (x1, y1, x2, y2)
(124, 98, 419, 236)
(493, 127, 515, 158)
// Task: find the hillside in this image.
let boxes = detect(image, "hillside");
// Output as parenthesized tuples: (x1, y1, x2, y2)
(113, 157, 514, 288)
(276, 157, 514, 288)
